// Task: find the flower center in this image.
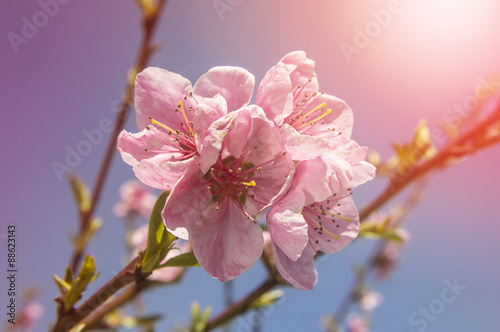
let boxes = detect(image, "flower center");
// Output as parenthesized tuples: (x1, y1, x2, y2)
(283, 80, 338, 135)
(302, 197, 353, 243)
(203, 150, 287, 222)
(204, 155, 259, 221)
(148, 98, 198, 161)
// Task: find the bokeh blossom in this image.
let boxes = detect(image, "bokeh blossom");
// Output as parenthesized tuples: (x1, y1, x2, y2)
(346, 314, 370, 332)
(16, 301, 44, 330)
(113, 180, 156, 219)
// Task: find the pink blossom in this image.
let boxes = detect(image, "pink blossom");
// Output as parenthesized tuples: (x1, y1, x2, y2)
(373, 234, 409, 280)
(267, 158, 360, 289)
(113, 180, 157, 219)
(130, 224, 191, 283)
(367, 212, 410, 279)
(17, 302, 44, 330)
(162, 106, 293, 282)
(256, 51, 375, 195)
(347, 314, 370, 332)
(358, 291, 383, 313)
(117, 66, 254, 191)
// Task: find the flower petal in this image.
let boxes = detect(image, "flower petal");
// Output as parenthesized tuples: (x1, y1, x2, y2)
(255, 62, 293, 126)
(267, 189, 308, 261)
(273, 242, 317, 290)
(193, 66, 255, 112)
(281, 124, 330, 161)
(293, 157, 332, 205)
(352, 161, 377, 188)
(190, 198, 264, 281)
(279, 50, 319, 93)
(117, 127, 195, 190)
(193, 95, 230, 173)
(162, 166, 211, 239)
(298, 93, 353, 139)
(134, 67, 194, 130)
(308, 196, 359, 255)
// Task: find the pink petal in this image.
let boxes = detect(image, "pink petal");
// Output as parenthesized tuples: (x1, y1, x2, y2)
(280, 124, 330, 161)
(293, 158, 332, 205)
(162, 166, 211, 239)
(273, 242, 317, 290)
(193, 95, 230, 173)
(352, 161, 377, 188)
(297, 93, 353, 139)
(308, 196, 359, 255)
(190, 198, 263, 281)
(134, 67, 195, 130)
(193, 66, 255, 112)
(279, 50, 319, 93)
(321, 152, 354, 195)
(255, 62, 293, 126)
(117, 127, 195, 190)
(267, 189, 308, 261)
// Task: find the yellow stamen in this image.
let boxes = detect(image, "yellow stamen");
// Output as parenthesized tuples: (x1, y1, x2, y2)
(311, 220, 340, 240)
(301, 102, 327, 119)
(296, 108, 332, 129)
(241, 180, 256, 187)
(150, 117, 177, 134)
(322, 211, 353, 222)
(178, 100, 193, 133)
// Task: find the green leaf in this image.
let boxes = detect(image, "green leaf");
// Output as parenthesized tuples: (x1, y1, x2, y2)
(122, 314, 162, 328)
(190, 302, 212, 332)
(64, 266, 74, 284)
(63, 255, 99, 311)
(141, 191, 176, 273)
(68, 174, 91, 213)
(249, 289, 284, 309)
(53, 274, 71, 295)
(157, 252, 199, 268)
(68, 324, 86, 332)
(358, 222, 406, 243)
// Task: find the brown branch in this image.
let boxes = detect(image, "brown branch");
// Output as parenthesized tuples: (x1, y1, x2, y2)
(80, 280, 153, 331)
(70, 0, 169, 272)
(204, 277, 279, 332)
(51, 257, 148, 332)
(360, 102, 500, 222)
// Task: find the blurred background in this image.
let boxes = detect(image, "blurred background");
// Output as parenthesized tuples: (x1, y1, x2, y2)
(1, 0, 500, 331)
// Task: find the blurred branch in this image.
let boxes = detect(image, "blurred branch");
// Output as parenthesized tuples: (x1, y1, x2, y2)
(51, 256, 148, 332)
(203, 277, 279, 332)
(69, 0, 169, 272)
(80, 280, 153, 331)
(360, 99, 500, 222)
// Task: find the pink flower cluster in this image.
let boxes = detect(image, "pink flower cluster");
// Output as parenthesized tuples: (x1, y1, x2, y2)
(117, 51, 375, 289)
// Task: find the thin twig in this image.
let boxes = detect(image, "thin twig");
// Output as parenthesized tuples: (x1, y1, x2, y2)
(51, 257, 147, 332)
(204, 278, 279, 332)
(70, 0, 169, 272)
(360, 102, 500, 222)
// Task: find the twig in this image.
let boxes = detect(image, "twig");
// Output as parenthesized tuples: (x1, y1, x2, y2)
(51, 257, 148, 332)
(360, 102, 500, 222)
(81, 280, 153, 331)
(70, 0, 169, 272)
(204, 278, 279, 332)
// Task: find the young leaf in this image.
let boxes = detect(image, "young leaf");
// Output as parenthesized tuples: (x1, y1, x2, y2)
(157, 252, 199, 268)
(249, 289, 284, 309)
(141, 191, 176, 273)
(63, 255, 99, 311)
(190, 302, 212, 332)
(53, 274, 71, 296)
(68, 174, 91, 213)
(64, 266, 74, 284)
